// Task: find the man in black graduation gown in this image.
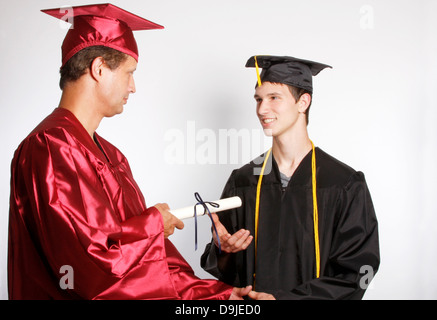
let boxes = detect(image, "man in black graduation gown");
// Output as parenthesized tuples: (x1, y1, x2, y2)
(201, 55, 380, 300)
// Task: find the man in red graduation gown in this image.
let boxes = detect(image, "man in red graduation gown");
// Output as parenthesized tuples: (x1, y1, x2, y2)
(8, 3, 256, 300)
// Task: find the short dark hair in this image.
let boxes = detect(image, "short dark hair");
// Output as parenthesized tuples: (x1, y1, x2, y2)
(59, 46, 128, 90)
(287, 85, 312, 125)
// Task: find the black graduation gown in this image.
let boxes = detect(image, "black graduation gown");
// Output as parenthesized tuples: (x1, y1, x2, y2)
(201, 147, 380, 300)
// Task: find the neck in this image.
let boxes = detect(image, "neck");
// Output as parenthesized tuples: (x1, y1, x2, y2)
(58, 81, 103, 139)
(272, 124, 312, 177)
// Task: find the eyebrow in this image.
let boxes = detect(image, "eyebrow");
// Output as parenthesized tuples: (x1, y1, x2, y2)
(254, 92, 283, 98)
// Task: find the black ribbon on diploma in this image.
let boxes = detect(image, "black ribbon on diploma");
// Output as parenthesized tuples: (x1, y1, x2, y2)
(194, 192, 222, 254)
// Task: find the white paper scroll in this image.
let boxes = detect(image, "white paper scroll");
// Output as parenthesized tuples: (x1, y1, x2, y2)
(170, 196, 242, 220)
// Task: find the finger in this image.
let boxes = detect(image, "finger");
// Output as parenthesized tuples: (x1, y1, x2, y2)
(248, 291, 275, 300)
(214, 232, 231, 250)
(174, 216, 184, 230)
(211, 212, 220, 224)
(225, 229, 245, 246)
(227, 229, 250, 247)
(228, 238, 252, 253)
(212, 214, 230, 237)
(221, 230, 250, 253)
(248, 291, 260, 300)
(232, 285, 252, 298)
(240, 235, 253, 250)
(241, 285, 252, 296)
(232, 230, 252, 249)
(220, 231, 231, 241)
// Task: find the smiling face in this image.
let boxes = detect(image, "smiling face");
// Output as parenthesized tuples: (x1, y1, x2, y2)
(255, 82, 310, 138)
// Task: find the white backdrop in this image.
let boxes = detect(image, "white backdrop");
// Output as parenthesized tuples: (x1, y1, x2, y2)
(1, 0, 436, 300)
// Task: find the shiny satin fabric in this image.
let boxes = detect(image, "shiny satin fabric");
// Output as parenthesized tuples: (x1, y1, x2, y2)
(61, 15, 139, 67)
(42, 3, 164, 67)
(8, 108, 232, 300)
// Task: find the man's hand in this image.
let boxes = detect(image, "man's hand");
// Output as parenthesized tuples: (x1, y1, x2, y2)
(229, 286, 276, 300)
(248, 291, 276, 300)
(154, 203, 184, 238)
(211, 213, 253, 253)
(229, 286, 252, 300)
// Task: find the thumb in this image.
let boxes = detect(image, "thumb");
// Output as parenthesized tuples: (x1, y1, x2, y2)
(241, 285, 253, 296)
(211, 212, 220, 224)
(248, 290, 260, 300)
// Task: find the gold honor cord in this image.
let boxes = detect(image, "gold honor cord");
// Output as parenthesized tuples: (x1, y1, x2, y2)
(254, 148, 272, 256)
(253, 142, 320, 286)
(310, 140, 320, 278)
(253, 148, 272, 287)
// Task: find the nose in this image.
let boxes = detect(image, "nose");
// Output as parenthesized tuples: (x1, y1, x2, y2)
(257, 100, 269, 116)
(129, 75, 136, 94)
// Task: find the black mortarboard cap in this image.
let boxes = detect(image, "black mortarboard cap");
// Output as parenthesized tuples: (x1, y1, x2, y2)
(246, 55, 332, 93)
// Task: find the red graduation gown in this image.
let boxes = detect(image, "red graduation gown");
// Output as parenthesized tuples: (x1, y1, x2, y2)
(8, 107, 232, 300)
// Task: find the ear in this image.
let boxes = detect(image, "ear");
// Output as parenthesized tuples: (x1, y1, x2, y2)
(89, 57, 106, 82)
(297, 93, 312, 114)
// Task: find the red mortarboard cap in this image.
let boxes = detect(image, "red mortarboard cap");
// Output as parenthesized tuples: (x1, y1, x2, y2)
(41, 3, 164, 66)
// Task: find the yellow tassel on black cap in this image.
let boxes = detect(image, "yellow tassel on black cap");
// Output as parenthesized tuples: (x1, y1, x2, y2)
(254, 56, 262, 87)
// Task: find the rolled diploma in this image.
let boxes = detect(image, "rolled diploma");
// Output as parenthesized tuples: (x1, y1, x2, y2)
(170, 196, 242, 220)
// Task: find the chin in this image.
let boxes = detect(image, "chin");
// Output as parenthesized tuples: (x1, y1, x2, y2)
(105, 108, 124, 118)
(263, 128, 274, 137)
(116, 104, 125, 114)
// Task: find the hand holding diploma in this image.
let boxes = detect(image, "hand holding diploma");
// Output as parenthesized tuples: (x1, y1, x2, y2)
(154, 203, 184, 238)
